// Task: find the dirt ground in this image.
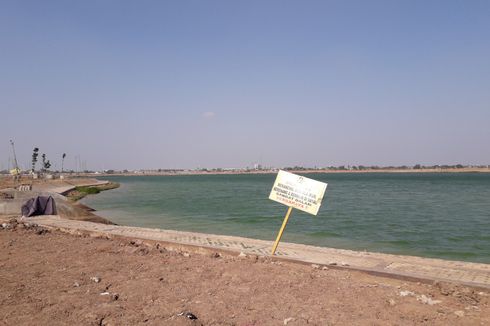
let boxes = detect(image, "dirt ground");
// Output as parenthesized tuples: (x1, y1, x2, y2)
(0, 175, 66, 189)
(0, 220, 488, 326)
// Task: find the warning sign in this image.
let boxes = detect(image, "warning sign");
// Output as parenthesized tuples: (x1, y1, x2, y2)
(269, 170, 327, 215)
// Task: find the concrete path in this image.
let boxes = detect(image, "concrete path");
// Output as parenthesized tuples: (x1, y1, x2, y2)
(29, 215, 490, 289)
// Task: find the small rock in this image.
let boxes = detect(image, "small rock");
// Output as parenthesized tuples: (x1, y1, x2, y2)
(340, 262, 350, 267)
(1, 223, 10, 229)
(211, 252, 222, 258)
(238, 252, 247, 258)
(322, 266, 329, 271)
(73, 282, 80, 287)
(328, 262, 337, 266)
(284, 317, 294, 325)
(130, 239, 143, 246)
(35, 228, 48, 235)
(478, 292, 488, 296)
(90, 276, 101, 283)
(399, 290, 415, 297)
(100, 292, 110, 296)
(454, 310, 465, 317)
(388, 299, 396, 306)
(111, 293, 119, 301)
(182, 252, 190, 258)
(311, 264, 320, 269)
(137, 247, 150, 255)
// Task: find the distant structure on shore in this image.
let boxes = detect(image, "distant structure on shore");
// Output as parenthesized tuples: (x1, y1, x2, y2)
(3, 164, 487, 177)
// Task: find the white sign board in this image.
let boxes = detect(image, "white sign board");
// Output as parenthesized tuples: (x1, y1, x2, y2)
(269, 170, 327, 215)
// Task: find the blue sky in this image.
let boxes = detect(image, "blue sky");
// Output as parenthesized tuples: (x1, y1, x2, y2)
(1, 1, 489, 170)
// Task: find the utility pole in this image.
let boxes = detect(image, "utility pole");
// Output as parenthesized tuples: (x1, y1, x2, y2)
(9, 140, 20, 182)
(9, 140, 19, 171)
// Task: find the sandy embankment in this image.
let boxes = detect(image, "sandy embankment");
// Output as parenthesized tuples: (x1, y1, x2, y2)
(0, 219, 489, 326)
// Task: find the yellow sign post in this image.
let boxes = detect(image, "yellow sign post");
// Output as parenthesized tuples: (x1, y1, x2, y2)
(271, 206, 293, 255)
(269, 170, 327, 255)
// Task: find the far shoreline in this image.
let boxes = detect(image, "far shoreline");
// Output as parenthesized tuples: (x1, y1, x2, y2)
(79, 167, 490, 178)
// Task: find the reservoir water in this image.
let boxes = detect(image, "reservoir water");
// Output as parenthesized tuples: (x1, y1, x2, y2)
(82, 173, 490, 263)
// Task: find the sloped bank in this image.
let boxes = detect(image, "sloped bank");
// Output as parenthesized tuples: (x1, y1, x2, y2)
(0, 180, 119, 224)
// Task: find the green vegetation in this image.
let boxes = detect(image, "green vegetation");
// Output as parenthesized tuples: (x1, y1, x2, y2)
(67, 182, 120, 201)
(76, 186, 101, 195)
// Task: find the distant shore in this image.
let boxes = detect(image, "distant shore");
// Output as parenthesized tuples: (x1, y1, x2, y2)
(75, 167, 490, 178)
(3, 167, 489, 181)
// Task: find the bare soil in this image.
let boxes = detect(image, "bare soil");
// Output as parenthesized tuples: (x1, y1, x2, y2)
(0, 220, 488, 326)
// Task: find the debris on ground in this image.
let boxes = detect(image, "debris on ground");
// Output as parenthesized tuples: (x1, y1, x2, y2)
(454, 310, 465, 317)
(90, 276, 101, 283)
(178, 312, 198, 320)
(417, 294, 442, 305)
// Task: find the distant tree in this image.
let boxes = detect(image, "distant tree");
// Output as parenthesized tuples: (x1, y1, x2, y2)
(41, 154, 51, 172)
(61, 153, 66, 173)
(456, 164, 464, 169)
(413, 164, 421, 170)
(41, 154, 46, 172)
(31, 147, 39, 172)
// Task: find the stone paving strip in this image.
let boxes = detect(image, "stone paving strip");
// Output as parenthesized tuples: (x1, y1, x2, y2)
(29, 215, 490, 289)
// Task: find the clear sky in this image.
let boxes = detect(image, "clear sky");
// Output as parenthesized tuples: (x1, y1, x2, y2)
(1, 1, 489, 171)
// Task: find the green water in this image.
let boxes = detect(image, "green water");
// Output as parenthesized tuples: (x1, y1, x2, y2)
(82, 173, 490, 263)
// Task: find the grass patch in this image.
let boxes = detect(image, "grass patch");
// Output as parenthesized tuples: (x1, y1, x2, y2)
(67, 182, 119, 201)
(76, 186, 101, 195)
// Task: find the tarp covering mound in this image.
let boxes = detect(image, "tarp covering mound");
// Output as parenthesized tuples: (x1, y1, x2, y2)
(21, 196, 57, 217)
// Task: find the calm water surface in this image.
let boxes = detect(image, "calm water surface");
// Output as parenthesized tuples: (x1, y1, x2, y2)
(82, 173, 490, 263)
